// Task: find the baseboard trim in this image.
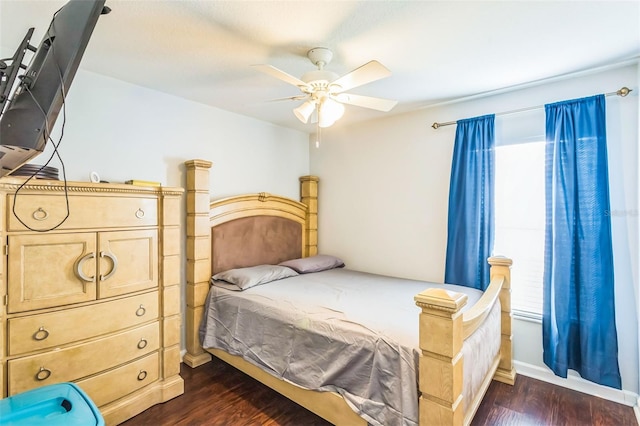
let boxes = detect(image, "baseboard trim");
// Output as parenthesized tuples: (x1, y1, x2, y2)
(514, 360, 638, 407)
(634, 396, 640, 425)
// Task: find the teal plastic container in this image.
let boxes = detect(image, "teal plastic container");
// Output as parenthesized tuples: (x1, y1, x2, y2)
(0, 382, 104, 425)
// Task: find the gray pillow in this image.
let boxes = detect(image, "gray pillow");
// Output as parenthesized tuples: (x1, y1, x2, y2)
(211, 264, 298, 290)
(279, 255, 345, 274)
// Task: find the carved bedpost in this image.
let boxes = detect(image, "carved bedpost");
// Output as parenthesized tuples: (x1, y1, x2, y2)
(299, 176, 319, 257)
(414, 289, 467, 426)
(158, 187, 185, 383)
(488, 256, 516, 384)
(184, 160, 213, 368)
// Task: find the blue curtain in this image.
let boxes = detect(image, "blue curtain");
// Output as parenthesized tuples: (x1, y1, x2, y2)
(543, 95, 621, 389)
(444, 114, 495, 291)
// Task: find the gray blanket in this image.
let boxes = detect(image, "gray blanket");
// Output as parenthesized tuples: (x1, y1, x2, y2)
(199, 268, 483, 426)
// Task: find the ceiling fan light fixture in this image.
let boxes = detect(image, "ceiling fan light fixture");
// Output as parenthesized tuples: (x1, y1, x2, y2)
(319, 97, 345, 125)
(293, 100, 316, 123)
(318, 115, 336, 128)
(320, 98, 344, 121)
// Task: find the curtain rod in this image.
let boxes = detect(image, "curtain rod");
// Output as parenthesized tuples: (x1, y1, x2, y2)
(431, 86, 632, 129)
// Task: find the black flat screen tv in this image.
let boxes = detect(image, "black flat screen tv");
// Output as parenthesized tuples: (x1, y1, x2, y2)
(0, 0, 109, 177)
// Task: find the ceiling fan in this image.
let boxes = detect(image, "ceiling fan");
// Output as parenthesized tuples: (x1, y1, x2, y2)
(254, 48, 398, 128)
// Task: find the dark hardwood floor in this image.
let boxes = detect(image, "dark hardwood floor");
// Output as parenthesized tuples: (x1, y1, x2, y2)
(122, 358, 637, 426)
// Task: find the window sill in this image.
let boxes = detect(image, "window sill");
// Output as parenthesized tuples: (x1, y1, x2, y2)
(513, 310, 542, 324)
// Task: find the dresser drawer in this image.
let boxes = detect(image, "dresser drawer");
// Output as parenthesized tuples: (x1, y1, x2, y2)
(8, 322, 159, 395)
(8, 194, 158, 231)
(8, 292, 159, 356)
(76, 352, 159, 407)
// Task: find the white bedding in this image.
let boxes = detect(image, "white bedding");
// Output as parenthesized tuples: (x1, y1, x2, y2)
(199, 268, 500, 426)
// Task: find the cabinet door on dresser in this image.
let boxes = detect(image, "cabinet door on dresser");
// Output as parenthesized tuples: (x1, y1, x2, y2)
(97, 229, 158, 298)
(7, 233, 97, 313)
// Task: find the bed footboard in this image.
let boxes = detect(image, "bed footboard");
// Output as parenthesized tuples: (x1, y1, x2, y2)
(414, 256, 514, 426)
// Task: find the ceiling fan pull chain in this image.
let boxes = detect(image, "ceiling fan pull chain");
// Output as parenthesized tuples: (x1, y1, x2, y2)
(316, 110, 321, 148)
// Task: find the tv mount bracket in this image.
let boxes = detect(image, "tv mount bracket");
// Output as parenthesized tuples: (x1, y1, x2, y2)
(0, 27, 36, 112)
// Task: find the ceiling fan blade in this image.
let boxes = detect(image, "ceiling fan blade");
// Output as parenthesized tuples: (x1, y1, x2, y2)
(252, 64, 308, 88)
(265, 95, 308, 102)
(331, 60, 391, 92)
(335, 93, 398, 112)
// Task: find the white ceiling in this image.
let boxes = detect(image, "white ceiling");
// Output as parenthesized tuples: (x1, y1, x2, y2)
(1, 0, 639, 133)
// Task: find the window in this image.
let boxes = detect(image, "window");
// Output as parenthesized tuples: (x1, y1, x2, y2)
(493, 139, 545, 318)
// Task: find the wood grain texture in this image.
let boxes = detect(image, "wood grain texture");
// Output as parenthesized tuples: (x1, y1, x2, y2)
(123, 360, 637, 426)
(209, 348, 366, 426)
(0, 178, 185, 423)
(471, 373, 637, 426)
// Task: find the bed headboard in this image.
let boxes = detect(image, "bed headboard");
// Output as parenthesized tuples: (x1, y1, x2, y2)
(209, 193, 306, 273)
(183, 159, 319, 367)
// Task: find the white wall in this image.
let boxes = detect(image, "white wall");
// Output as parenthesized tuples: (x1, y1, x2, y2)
(310, 63, 639, 401)
(37, 70, 309, 199)
(637, 62, 640, 420)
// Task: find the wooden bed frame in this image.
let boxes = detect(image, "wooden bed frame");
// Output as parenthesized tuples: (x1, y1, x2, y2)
(183, 159, 516, 426)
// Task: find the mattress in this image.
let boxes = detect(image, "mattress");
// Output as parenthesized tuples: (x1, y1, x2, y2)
(199, 268, 500, 426)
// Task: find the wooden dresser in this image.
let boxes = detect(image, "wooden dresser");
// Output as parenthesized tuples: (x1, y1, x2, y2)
(0, 177, 184, 425)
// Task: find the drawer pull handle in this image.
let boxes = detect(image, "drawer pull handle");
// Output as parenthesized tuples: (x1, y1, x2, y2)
(137, 338, 148, 349)
(75, 253, 96, 282)
(100, 251, 118, 281)
(137, 370, 148, 381)
(32, 207, 49, 221)
(36, 367, 51, 381)
(33, 327, 50, 341)
(135, 305, 146, 317)
(135, 208, 145, 219)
